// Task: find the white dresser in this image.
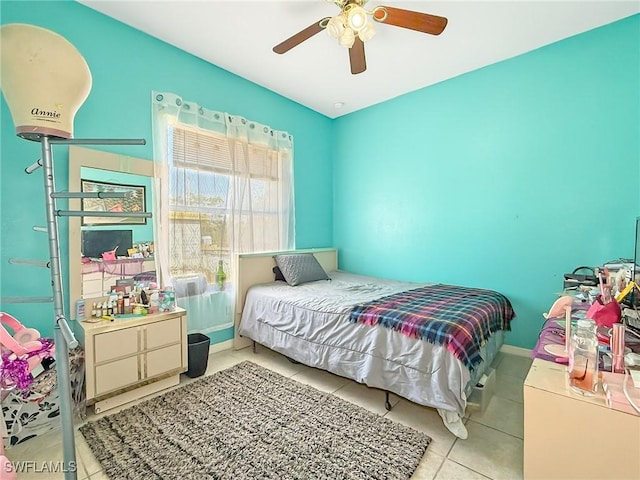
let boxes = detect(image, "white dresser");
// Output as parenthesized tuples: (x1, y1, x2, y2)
(76, 308, 188, 413)
(524, 358, 640, 479)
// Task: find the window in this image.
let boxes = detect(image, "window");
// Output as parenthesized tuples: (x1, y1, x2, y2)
(167, 122, 293, 284)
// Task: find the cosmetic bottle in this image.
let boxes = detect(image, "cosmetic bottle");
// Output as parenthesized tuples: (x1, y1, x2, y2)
(124, 294, 131, 314)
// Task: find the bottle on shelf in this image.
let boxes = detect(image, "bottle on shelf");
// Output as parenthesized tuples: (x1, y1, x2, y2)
(215, 259, 227, 291)
(149, 290, 159, 314)
(108, 290, 117, 316)
(123, 294, 131, 314)
(117, 292, 124, 315)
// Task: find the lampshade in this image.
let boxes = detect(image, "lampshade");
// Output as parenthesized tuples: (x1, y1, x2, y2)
(339, 28, 356, 48)
(358, 21, 376, 42)
(347, 5, 367, 32)
(326, 15, 345, 39)
(0, 23, 92, 141)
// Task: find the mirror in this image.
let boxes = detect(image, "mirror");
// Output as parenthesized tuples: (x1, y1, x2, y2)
(69, 146, 155, 317)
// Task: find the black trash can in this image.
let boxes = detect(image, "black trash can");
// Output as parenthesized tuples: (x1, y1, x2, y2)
(186, 333, 210, 378)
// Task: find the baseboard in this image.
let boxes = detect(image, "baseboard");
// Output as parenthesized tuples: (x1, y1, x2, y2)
(500, 344, 532, 358)
(209, 339, 233, 355)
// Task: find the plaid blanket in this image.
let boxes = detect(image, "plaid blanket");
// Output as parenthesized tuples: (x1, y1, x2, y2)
(349, 284, 515, 370)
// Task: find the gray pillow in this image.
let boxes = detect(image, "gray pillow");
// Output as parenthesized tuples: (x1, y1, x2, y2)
(273, 253, 330, 286)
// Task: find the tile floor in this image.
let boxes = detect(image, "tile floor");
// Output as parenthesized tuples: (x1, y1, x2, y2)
(4, 348, 532, 479)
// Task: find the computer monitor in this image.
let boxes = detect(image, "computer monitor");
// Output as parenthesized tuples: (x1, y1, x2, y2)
(82, 229, 133, 259)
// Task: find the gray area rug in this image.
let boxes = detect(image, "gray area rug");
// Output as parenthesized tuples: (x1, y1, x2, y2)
(80, 361, 431, 479)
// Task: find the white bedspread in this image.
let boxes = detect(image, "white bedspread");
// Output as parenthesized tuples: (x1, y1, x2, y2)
(239, 271, 501, 418)
(250, 271, 427, 312)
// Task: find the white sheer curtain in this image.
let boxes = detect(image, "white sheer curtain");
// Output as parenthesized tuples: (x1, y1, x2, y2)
(151, 92, 295, 335)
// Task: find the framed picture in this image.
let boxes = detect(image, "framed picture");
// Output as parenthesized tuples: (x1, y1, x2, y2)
(81, 179, 147, 225)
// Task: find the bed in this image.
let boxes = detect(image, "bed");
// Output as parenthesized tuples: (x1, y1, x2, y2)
(234, 249, 515, 439)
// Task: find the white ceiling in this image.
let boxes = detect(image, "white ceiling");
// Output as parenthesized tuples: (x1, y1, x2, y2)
(80, 1, 639, 118)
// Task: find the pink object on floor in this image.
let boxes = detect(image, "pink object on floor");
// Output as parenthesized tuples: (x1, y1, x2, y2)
(0, 312, 54, 381)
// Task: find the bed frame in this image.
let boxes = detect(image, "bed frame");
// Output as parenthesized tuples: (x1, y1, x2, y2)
(233, 248, 338, 350)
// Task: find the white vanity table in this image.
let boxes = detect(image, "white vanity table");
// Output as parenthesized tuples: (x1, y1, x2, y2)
(68, 146, 188, 413)
(76, 308, 187, 414)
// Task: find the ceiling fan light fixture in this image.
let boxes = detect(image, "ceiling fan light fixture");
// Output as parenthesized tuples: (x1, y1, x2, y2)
(338, 27, 355, 48)
(346, 5, 367, 32)
(272, 2, 448, 74)
(357, 21, 375, 42)
(326, 15, 345, 39)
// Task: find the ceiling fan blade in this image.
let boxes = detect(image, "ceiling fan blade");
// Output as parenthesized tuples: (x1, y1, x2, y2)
(273, 17, 330, 54)
(374, 6, 447, 35)
(349, 37, 366, 75)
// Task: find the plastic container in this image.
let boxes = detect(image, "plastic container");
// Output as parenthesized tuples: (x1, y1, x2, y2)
(186, 333, 210, 378)
(159, 288, 176, 312)
(467, 367, 496, 412)
(149, 290, 159, 314)
(569, 319, 598, 395)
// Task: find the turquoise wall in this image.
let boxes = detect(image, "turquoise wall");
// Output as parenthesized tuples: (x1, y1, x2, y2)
(333, 15, 640, 348)
(2, 2, 638, 350)
(0, 1, 333, 339)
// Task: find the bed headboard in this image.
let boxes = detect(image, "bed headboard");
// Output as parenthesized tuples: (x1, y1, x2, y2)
(233, 248, 338, 349)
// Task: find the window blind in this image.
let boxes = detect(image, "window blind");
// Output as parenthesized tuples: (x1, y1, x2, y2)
(170, 126, 284, 181)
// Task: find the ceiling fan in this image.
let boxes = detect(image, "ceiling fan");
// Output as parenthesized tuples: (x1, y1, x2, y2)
(273, 0, 448, 75)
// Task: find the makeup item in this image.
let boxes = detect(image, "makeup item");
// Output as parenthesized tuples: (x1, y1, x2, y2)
(75, 299, 85, 319)
(611, 323, 626, 374)
(124, 294, 131, 314)
(140, 289, 148, 306)
(149, 291, 159, 314)
(117, 293, 124, 315)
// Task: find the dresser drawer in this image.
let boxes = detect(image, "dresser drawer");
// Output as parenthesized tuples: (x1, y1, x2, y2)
(145, 317, 182, 349)
(146, 344, 183, 378)
(79, 308, 186, 412)
(95, 355, 139, 395)
(94, 327, 138, 363)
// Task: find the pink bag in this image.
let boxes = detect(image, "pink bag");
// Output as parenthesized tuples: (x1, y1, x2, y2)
(586, 297, 621, 328)
(101, 248, 117, 261)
